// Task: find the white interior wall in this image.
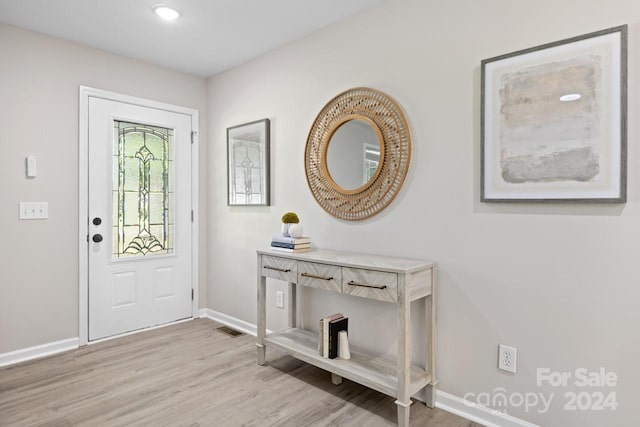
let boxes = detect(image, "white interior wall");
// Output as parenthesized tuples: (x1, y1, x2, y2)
(0, 23, 208, 354)
(206, 0, 640, 425)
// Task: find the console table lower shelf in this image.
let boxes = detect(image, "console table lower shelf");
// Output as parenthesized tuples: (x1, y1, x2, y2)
(264, 328, 431, 398)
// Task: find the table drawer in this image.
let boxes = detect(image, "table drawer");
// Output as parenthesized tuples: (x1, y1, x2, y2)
(261, 255, 297, 282)
(342, 267, 398, 303)
(297, 261, 342, 293)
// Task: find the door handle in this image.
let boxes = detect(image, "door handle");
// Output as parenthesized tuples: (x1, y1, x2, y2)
(92, 234, 103, 243)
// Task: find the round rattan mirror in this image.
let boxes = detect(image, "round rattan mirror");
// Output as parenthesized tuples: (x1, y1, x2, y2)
(305, 87, 411, 220)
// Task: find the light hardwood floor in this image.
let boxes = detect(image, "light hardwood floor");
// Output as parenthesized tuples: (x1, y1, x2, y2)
(0, 319, 482, 427)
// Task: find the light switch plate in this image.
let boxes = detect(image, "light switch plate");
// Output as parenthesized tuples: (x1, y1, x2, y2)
(19, 202, 48, 219)
(26, 155, 37, 177)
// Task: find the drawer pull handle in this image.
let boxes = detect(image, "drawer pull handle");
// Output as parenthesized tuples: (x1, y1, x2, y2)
(348, 281, 387, 290)
(264, 266, 291, 273)
(301, 272, 333, 281)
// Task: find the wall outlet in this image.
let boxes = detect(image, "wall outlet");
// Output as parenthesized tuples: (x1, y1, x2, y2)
(498, 344, 517, 373)
(276, 291, 284, 309)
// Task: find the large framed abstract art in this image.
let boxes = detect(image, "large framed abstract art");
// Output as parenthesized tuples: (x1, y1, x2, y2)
(481, 25, 627, 202)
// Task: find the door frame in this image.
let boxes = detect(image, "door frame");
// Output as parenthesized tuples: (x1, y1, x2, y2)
(78, 86, 199, 346)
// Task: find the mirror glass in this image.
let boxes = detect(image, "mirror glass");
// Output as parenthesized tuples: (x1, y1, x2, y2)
(326, 119, 381, 190)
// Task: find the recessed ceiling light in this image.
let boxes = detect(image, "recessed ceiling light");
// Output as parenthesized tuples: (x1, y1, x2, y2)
(560, 93, 581, 102)
(153, 5, 181, 21)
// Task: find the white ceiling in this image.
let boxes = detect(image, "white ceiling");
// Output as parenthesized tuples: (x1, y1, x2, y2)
(0, 0, 384, 77)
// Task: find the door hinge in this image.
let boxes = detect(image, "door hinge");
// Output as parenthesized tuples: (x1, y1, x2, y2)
(191, 289, 194, 301)
(191, 210, 194, 222)
(191, 131, 197, 144)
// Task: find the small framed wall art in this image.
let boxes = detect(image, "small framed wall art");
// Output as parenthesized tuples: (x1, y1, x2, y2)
(227, 118, 270, 206)
(481, 25, 627, 202)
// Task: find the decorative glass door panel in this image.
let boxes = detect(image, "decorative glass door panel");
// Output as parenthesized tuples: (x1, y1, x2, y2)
(113, 121, 174, 259)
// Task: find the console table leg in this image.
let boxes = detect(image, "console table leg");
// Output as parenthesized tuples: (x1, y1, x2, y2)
(397, 275, 412, 426)
(288, 282, 296, 328)
(331, 373, 343, 385)
(425, 267, 438, 408)
(425, 383, 437, 408)
(256, 344, 266, 365)
(257, 263, 267, 366)
(395, 399, 412, 427)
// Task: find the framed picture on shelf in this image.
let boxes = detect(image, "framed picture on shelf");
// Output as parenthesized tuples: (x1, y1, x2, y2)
(227, 118, 270, 206)
(481, 25, 627, 202)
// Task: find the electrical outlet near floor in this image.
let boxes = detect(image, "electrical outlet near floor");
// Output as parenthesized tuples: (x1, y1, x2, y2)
(498, 344, 517, 373)
(276, 291, 284, 309)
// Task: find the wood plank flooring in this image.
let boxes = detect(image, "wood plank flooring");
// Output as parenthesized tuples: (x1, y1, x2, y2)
(0, 319, 482, 427)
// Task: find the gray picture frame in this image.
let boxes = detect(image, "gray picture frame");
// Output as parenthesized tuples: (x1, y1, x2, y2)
(227, 118, 270, 206)
(481, 25, 627, 203)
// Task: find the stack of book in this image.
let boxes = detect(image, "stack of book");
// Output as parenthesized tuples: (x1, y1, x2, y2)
(319, 313, 348, 359)
(270, 235, 311, 253)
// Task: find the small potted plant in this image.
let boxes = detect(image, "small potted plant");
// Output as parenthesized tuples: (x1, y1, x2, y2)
(281, 212, 300, 237)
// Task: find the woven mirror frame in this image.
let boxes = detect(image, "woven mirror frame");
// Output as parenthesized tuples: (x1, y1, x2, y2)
(305, 87, 411, 220)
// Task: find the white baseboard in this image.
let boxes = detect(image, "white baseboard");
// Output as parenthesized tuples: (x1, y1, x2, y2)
(436, 390, 540, 427)
(199, 309, 538, 427)
(0, 337, 79, 368)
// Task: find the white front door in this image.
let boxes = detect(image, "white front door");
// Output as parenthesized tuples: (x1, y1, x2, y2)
(88, 96, 193, 341)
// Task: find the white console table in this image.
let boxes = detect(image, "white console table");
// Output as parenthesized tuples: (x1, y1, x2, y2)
(256, 249, 437, 426)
